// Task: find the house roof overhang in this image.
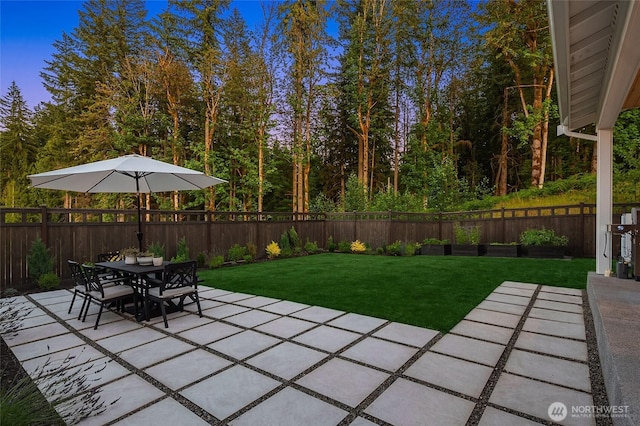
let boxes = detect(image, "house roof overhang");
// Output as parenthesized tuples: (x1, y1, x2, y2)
(548, 0, 640, 133)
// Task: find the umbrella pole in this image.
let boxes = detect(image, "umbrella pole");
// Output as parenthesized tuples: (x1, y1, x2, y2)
(136, 194, 143, 252)
(135, 176, 143, 252)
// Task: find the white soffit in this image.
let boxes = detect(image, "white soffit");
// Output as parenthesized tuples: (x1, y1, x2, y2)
(548, 0, 640, 131)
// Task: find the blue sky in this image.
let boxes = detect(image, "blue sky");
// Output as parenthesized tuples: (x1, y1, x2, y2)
(0, 0, 272, 109)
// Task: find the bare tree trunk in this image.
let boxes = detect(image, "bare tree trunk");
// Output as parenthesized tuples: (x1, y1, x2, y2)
(538, 69, 554, 188)
(496, 87, 510, 196)
(257, 127, 264, 212)
(530, 85, 544, 188)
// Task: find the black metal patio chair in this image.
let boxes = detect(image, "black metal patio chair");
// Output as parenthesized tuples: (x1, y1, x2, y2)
(81, 264, 138, 329)
(145, 260, 202, 328)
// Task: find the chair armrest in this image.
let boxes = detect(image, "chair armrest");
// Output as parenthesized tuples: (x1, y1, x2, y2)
(143, 275, 162, 287)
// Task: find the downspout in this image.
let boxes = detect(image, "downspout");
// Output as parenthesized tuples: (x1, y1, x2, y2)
(557, 124, 598, 142)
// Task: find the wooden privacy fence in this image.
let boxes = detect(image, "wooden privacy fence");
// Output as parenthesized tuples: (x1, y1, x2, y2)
(1, 203, 637, 291)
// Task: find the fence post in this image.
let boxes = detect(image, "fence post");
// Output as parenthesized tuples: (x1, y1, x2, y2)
(256, 213, 261, 257)
(388, 211, 392, 244)
(206, 210, 212, 253)
(353, 211, 357, 242)
(40, 205, 48, 245)
(579, 202, 585, 257)
(501, 207, 506, 242)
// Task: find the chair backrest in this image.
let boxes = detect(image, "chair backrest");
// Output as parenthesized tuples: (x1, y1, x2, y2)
(97, 251, 121, 262)
(68, 260, 87, 289)
(81, 264, 104, 296)
(161, 261, 197, 294)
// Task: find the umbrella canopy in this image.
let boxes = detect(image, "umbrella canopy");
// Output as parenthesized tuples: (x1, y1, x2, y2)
(28, 154, 227, 250)
(28, 154, 226, 193)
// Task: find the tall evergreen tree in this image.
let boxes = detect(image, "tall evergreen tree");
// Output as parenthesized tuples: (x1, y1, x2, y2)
(279, 0, 330, 213)
(41, 0, 150, 161)
(0, 82, 37, 206)
(168, 0, 230, 211)
(337, 0, 394, 196)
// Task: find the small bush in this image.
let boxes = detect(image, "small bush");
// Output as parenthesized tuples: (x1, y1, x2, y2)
(147, 242, 165, 258)
(304, 239, 319, 254)
(196, 252, 206, 268)
(227, 244, 246, 262)
(172, 237, 189, 262)
(327, 236, 337, 252)
(209, 256, 225, 269)
(279, 231, 291, 252)
(242, 254, 254, 263)
(404, 243, 417, 256)
(423, 238, 449, 245)
(338, 240, 351, 253)
(266, 241, 281, 259)
(2, 288, 19, 298)
(453, 223, 481, 245)
(351, 240, 367, 253)
(288, 227, 301, 251)
(37, 273, 60, 290)
(27, 237, 54, 282)
(520, 228, 569, 246)
(245, 242, 257, 259)
(386, 241, 403, 256)
(453, 224, 467, 244)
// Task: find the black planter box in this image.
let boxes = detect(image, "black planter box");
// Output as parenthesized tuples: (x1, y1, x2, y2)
(523, 245, 566, 258)
(451, 244, 486, 256)
(420, 244, 452, 256)
(486, 244, 522, 258)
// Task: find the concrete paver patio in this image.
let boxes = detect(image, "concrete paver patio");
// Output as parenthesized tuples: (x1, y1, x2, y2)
(2, 281, 599, 425)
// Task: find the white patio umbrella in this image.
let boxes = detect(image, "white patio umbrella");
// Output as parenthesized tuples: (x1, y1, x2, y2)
(28, 154, 226, 250)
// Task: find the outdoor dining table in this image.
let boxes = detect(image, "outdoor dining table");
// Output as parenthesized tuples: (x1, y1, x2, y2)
(95, 260, 169, 321)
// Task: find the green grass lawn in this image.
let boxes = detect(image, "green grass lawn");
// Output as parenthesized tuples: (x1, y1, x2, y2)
(198, 253, 593, 333)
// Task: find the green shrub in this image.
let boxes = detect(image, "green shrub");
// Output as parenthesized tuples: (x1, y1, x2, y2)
(37, 273, 60, 290)
(288, 227, 301, 251)
(338, 240, 351, 253)
(386, 241, 403, 256)
(423, 237, 449, 245)
(227, 244, 246, 262)
(453, 223, 468, 244)
(2, 287, 19, 297)
(242, 254, 254, 263)
(468, 227, 481, 245)
(209, 256, 224, 269)
(327, 236, 337, 252)
(520, 228, 569, 246)
(453, 223, 481, 245)
(245, 242, 257, 259)
(172, 237, 189, 262)
(147, 241, 165, 258)
(279, 231, 291, 252)
(304, 239, 319, 254)
(404, 243, 417, 256)
(196, 252, 206, 268)
(27, 237, 54, 282)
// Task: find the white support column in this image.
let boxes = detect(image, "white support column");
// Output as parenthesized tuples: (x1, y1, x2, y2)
(596, 128, 613, 274)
